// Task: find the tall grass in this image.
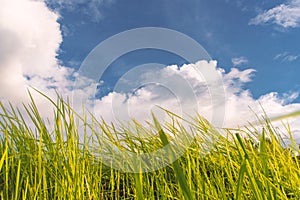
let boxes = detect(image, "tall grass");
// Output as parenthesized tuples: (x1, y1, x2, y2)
(0, 95, 300, 199)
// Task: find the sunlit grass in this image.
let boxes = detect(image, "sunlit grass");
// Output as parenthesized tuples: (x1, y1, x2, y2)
(0, 94, 300, 199)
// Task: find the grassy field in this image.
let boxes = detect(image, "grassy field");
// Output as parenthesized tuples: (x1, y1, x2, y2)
(1, 95, 300, 199)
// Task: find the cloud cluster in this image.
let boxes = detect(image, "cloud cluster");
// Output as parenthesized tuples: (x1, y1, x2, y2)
(89, 61, 300, 132)
(0, 0, 299, 137)
(249, 0, 300, 28)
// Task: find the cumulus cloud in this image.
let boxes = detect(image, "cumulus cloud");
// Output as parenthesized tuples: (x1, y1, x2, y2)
(1, 0, 299, 137)
(274, 52, 299, 62)
(0, 0, 61, 100)
(249, 0, 300, 28)
(0, 0, 94, 119)
(231, 57, 248, 66)
(84, 61, 300, 132)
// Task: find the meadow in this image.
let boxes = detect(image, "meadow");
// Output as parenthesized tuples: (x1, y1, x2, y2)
(1, 94, 300, 199)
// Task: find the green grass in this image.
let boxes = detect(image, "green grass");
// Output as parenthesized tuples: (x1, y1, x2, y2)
(1, 95, 300, 199)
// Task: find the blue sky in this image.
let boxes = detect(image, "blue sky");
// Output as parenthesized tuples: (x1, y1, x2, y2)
(47, 0, 300, 101)
(1, 0, 300, 130)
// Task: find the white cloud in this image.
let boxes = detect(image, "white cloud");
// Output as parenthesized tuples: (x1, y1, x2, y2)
(249, 0, 300, 28)
(0, 0, 94, 120)
(46, 0, 114, 22)
(224, 68, 255, 83)
(0, 0, 62, 101)
(0, 0, 299, 138)
(274, 52, 299, 62)
(232, 57, 249, 66)
(86, 61, 300, 133)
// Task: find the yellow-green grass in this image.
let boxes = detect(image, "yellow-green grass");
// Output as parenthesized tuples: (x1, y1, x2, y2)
(0, 95, 300, 199)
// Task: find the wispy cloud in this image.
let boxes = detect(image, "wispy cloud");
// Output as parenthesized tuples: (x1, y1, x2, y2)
(249, 0, 300, 28)
(274, 52, 299, 62)
(231, 57, 248, 66)
(46, 0, 115, 22)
